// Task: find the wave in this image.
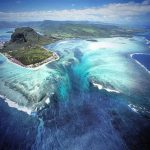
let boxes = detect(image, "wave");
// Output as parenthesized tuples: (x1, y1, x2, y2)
(128, 104, 139, 113)
(130, 53, 150, 74)
(128, 103, 150, 114)
(145, 39, 150, 45)
(92, 82, 120, 93)
(0, 94, 32, 115)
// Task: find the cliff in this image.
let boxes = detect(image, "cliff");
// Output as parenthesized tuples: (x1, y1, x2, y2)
(3, 27, 50, 51)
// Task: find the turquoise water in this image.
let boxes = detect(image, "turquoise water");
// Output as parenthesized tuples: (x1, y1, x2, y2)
(0, 30, 150, 149)
(1, 37, 150, 111)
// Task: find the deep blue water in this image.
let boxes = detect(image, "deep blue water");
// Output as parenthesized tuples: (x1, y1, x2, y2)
(0, 87, 149, 150)
(132, 54, 150, 71)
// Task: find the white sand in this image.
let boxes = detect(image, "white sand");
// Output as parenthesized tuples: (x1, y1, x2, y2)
(0, 47, 59, 71)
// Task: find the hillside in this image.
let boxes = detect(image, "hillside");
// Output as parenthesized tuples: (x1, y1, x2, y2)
(1, 27, 56, 66)
(3, 27, 54, 50)
(0, 20, 144, 39)
(38, 20, 140, 38)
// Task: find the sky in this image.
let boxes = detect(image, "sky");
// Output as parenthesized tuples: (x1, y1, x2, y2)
(0, 0, 150, 25)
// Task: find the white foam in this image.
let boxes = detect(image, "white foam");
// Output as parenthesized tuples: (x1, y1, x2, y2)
(128, 104, 139, 113)
(0, 94, 32, 115)
(145, 39, 150, 45)
(45, 97, 50, 104)
(92, 82, 120, 93)
(36, 31, 44, 36)
(88, 41, 118, 50)
(130, 53, 150, 74)
(104, 88, 120, 93)
(130, 52, 150, 56)
(58, 41, 68, 45)
(93, 82, 103, 89)
(128, 103, 150, 114)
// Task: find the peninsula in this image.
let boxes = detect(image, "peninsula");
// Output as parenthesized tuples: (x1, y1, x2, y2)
(0, 27, 59, 68)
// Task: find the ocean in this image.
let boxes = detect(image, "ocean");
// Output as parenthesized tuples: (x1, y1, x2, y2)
(132, 53, 150, 72)
(0, 29, 150, 150)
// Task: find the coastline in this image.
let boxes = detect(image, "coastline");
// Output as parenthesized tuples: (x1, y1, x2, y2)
(0, 45, 59, 115)
(130, 53, 150, 74)
(0, 48, 59, 70)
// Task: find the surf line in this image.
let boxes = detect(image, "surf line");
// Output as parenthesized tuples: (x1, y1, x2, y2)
(130, 53, 150, 74)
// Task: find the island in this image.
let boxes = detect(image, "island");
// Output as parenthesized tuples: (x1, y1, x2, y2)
(0, 27, 59, 68)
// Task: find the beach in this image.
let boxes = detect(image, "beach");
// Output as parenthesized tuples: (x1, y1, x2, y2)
(0, 49, 59, 70)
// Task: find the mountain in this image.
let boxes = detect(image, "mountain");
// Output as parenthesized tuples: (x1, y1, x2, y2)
(1, 27, 55, 66)
(3, 27, 51, 50)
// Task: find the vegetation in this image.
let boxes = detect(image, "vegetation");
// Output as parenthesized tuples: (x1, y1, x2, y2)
(38, 21, 141, 38)
(0, 22, 145, 66)
(1, 27, 55, 66)
(8, 47, 53, 65)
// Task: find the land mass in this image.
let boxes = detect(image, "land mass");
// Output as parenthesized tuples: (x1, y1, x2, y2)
(0, 27, 59, 67)
(0, 21, 146, 39)
(38, 20, 145, 38)
(0, 21, 146, 67)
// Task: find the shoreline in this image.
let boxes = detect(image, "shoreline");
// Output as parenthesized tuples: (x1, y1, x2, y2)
(130, 53, 150, 74)
(0, 48, 59, 70)
(0, 45, 59, 115)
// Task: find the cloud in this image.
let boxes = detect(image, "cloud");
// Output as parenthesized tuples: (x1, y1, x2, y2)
(0, 1, 150, 25)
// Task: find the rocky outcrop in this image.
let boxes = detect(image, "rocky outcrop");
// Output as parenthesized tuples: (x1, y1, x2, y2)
(3, 27, 49, 51)
(11, 27, 41, 43)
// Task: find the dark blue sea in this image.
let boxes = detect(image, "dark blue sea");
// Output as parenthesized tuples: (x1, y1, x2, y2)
(132, 54, 150, 71)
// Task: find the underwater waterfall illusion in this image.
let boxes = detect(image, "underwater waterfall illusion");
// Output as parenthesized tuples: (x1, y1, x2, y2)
(0, 30, 150, 150)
